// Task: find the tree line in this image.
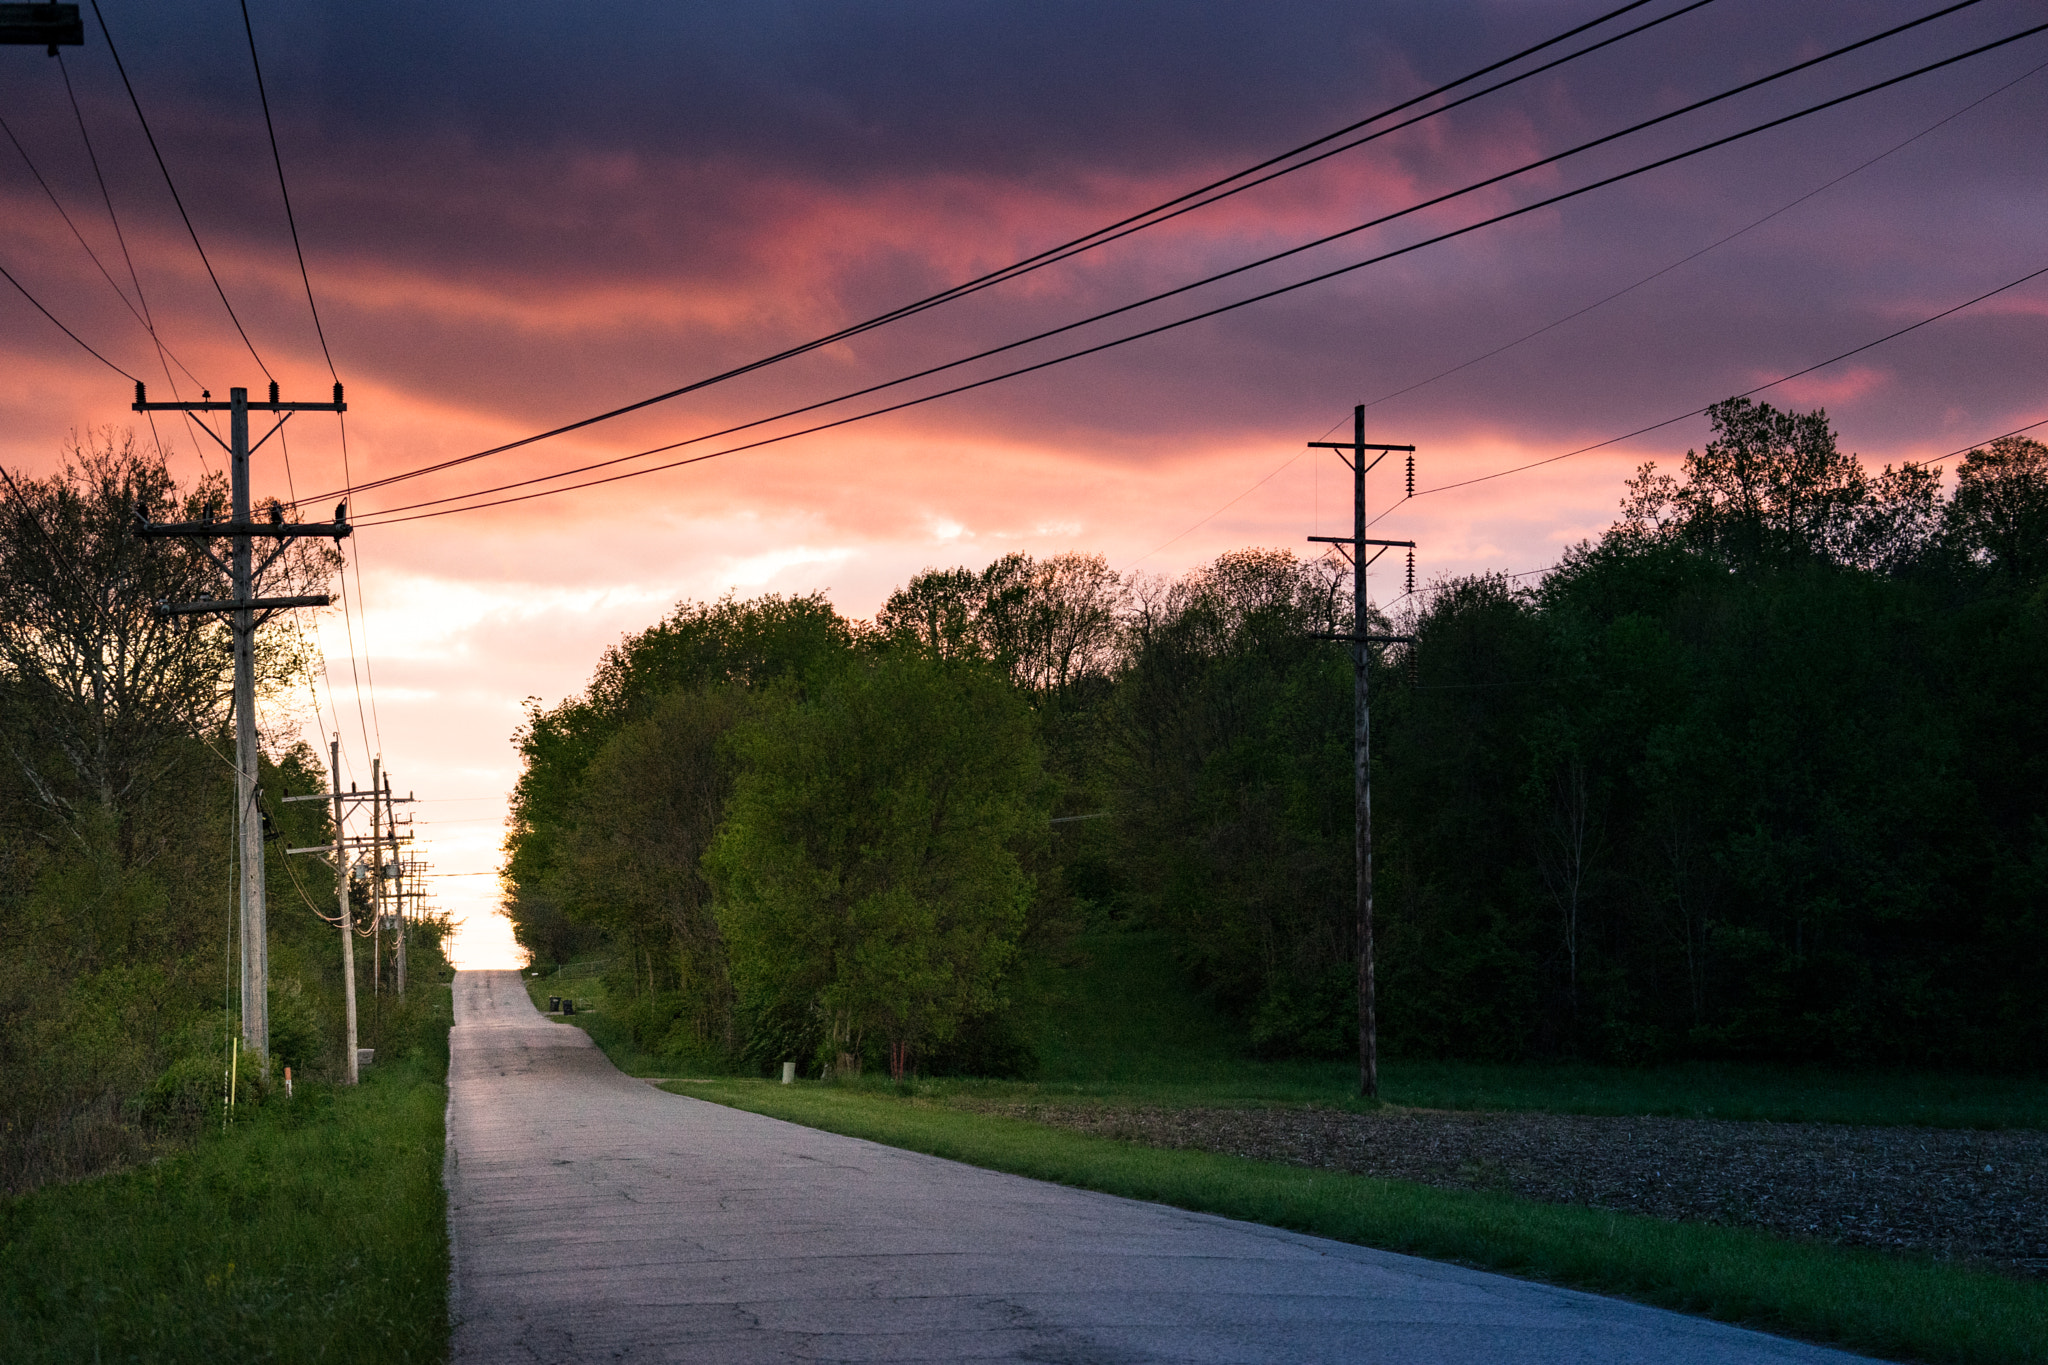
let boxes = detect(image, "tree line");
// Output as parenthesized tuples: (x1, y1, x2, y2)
(508, 398, 2048, 1076)
(0, 433, 443, 1192)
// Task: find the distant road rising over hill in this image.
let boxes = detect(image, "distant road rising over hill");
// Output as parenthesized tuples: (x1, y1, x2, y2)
(443, 970, 1874, 1363)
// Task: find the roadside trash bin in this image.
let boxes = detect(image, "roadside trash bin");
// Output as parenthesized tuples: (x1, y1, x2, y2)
(562, 998, 576, 1015)
(549, 995, 561, 1013)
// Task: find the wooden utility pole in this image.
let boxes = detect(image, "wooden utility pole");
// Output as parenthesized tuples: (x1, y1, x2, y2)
(1308, 405, 1415, 1099)
(284, 736, 365, 1081)
(397, 853, 429, 996)
(387, 774, 406, 996)
(370, 755, 383, 994)
(330, 738, 360, 1081)
(286, 771, 410, 1073)
(138, 381, 348, 1070)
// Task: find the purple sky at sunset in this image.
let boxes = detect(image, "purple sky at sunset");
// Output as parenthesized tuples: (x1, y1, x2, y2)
(4, 0, 2044, 966)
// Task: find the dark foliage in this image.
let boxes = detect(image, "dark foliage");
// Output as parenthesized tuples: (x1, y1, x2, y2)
(0, 436, 437, 1192)
(504, 404, 2048, 1075)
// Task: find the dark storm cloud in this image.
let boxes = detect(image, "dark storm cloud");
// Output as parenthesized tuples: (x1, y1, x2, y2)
(8, 0, 2045, 462)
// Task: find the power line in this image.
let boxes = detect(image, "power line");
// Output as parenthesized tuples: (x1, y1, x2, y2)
(238, 0, 337, 381)
(335, 411, 383, 755)
(314, 0, 1717, 500)
(87, 0, 272, 380)
(0, 256, 136, 378)
(53, 51, 215, 475)
(334, 541, 377, 760)
(0, 109, 187, 377)
(358, 18, 2048, 527)
(352, 2, 2013, 515)
(1125, 58, 2044, 574)
(1935, 415, 2048, 457)
(1392, 260, 2048, 509)
(1351, 54, 2048, 421)
(228, 0, 376, 768)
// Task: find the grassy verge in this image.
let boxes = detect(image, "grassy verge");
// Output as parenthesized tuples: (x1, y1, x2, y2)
(677, 1078, 2046, 1365)
(0, 983, 452, 1363)
(1000, 932, 2048, 1128)
(525, 936, 2048, 1127)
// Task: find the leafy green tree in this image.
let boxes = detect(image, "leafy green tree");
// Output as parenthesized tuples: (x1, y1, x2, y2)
(706, 654, 1046, 1077)
(505, 592, 852, 966)
(1945, 434, 2048, 585)
(877, 551, 1129, 701)
(1, 433, 230, 844)
(557, 686, 750, 1048)
(1618, 397, 1941, 573)
(1100, 549, 1363, 1051)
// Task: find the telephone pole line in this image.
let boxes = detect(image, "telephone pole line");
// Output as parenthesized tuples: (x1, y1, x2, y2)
(397, 853, 430, 996)
(371, 756, 382, 995)
(387, 774, 413, 996)
(137, 381, 348, 1069)
(282, 736, 367, 1082)
(1308, 405, 1415, 1100)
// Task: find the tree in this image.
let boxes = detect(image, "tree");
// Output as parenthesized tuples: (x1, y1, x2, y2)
(1945, 435, 2048, 586)
(557, 686, 749, 1043)
(705, 654, 1046, 1078)
(1617, 398, 1941, 574)
(878, 552, 1131, 701)
(1102, 549, 1364, 1051)
(0, 430, 333, 849)
(505, 591, 853, 963)
(0, 433, 226, 841)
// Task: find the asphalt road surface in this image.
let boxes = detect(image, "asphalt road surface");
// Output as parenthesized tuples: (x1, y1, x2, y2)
(445, 969, 1876, 1363)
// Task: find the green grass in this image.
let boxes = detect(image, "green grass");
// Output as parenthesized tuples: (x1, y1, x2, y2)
(678, 1077, 2047, 1365)
(979, 931, 2048, 1128)
(517, 965, 731, 1078)
(537, 932, 2048, 1126)
(0, 984, 452, 1363)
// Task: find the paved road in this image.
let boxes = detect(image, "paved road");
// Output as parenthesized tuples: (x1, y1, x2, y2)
(445, 970, 1875, 1363)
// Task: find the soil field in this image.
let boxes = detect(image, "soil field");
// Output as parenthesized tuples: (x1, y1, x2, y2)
(965, 1102, 2048, 1277)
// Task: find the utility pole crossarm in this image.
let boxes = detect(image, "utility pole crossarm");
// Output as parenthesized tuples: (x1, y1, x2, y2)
(140, 521, 350, 540)
(133, 380, 345, 415)
(0, 4, 82, 49)
(1306, 442, 1414, 451)
(1308, 536, 1415, 548)
(157, 595, 330, 617)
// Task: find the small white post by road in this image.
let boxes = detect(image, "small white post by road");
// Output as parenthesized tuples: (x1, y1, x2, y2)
(781, 1062, 796, 1084)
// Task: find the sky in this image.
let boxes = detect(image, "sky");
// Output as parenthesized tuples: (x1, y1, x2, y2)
(3, 0, 2044, 968)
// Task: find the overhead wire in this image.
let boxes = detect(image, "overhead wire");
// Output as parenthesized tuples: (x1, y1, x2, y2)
(226, 0, 379, 765)
(0, 108, 197, 384)
(319, 0, 1704, 497)
(87, 0, 272, 380)
(354, 3, 2015, 517)
(239, 0, 336, 381)
(1386, 259, 2048, 512)
(1350, 52, 2048, 423)
(0, 257, 136, 378)
(51, 53, 216, 475)
(357, 17, 2048, 527)
(342, 0, 1960, 506)
(1127, 46, 2039, 580)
